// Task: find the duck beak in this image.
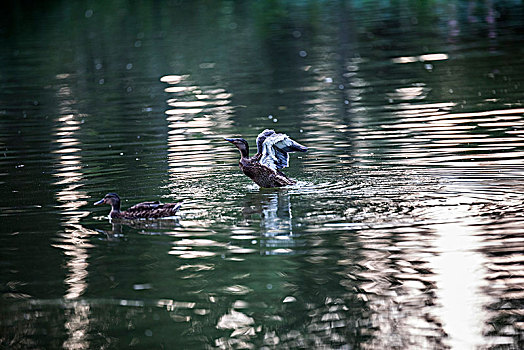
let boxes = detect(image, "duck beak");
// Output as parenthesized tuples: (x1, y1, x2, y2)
(94, 198, 105, 205)
(224, 138, 234, 143)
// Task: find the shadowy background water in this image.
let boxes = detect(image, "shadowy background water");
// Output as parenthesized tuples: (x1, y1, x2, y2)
(1, 1, 524, 349)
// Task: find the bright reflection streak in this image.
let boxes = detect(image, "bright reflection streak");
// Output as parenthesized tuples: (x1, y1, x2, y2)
(427, 193, 492, 348)
(419, 53, 449, 61)
(432, 222, 489, 348)
(392, 53, 449, 64)
(50, 82, 95, 350)
(364, 106, 524, 166)
(164, 86, 197, 93)
(387, 86, 427, 101)
(355, 177, 496, 348)
(160, 74, 234, 184)
(160, 74, 189, 84)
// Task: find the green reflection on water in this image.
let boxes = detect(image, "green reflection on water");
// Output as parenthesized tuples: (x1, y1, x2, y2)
(1, 0, 524, 349)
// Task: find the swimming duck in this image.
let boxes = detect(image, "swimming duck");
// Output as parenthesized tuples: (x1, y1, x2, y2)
(225, 129, 307, 188)
(94, 193, 182, 219)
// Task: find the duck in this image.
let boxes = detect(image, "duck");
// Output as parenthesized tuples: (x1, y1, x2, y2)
(94, 193, 182, 219)
(225, 129, 307, 188)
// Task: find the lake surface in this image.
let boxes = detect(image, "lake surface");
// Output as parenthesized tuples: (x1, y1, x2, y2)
(1, 1, 524, 349)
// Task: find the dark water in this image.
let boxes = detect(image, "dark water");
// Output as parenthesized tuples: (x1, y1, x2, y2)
(1, 1, 524, 349)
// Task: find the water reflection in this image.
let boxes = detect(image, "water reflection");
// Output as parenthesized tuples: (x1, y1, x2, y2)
(392, 53, 449, 64)
(161, 74, 234, 187)
(432, 220, 489, 348)
(50, 77, 94, 350)
(348, 104, 524, 166)
(241, 191, 297, 255)
(93, 223, 125, 241)
(2, 0, 524, 348)
(340, 167, 524, 349)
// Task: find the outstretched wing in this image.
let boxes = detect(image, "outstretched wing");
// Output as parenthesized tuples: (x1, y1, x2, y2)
(259, 133, 307, 171)
(256, 129, 276, 154)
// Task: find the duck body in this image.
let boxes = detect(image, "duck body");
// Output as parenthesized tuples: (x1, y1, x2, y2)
(226, 129, 307, 188)
(239, 156, 296, 188)
(94, 193, 181, 220)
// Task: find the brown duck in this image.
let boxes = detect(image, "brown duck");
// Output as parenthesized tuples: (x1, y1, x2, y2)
(94, 193, 181, 219)
(225, 129, 307, 188)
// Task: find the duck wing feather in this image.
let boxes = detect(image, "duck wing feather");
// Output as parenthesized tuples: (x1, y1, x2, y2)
(126, 201, 162, 212)
(127, 201, 181, 213)
(259, 133, 307, 171)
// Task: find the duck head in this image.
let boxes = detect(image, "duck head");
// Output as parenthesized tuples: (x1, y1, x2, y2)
(225, 138, 249, 158)
(94, 193, 121, 211)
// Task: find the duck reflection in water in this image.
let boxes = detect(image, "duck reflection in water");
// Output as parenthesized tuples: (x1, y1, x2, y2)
(242, 191, 296, 254)
(94, 218, 182, 241)
(95, 222, 126, 241)
(94, 193, 182, 220)
(225, 129, 307, 188)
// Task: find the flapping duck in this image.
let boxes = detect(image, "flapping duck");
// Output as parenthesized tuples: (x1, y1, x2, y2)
(225, 129, 307, 188)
